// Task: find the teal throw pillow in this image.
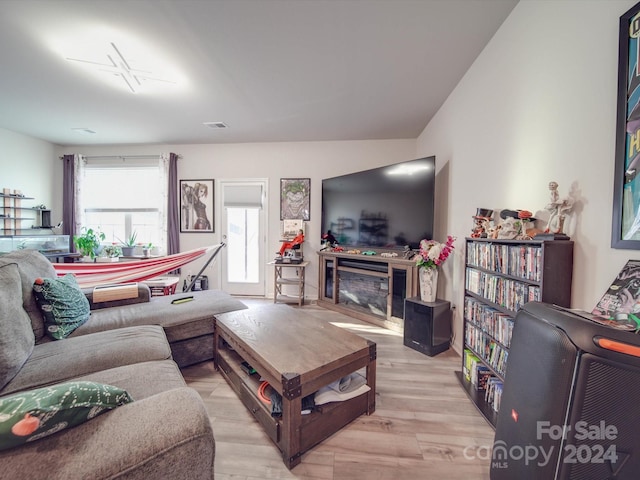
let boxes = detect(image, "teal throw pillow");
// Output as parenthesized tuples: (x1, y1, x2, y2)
(0, 381, 133, 451)
(33, 274, 91, 340)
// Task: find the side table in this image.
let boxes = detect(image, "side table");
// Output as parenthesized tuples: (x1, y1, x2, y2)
(269, 261, 308, 306)
(141, 276, 180, 296)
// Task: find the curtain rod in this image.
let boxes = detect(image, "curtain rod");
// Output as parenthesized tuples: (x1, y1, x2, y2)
(58, 154, 182, 160)
(84, 155, 159, 160)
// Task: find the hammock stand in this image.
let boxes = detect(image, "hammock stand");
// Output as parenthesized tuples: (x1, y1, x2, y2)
(182, 242, 225, 293)
(53, 243, 225, 290)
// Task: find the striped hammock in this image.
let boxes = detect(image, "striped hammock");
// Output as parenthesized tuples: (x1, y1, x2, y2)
(53, 244, 222, 289)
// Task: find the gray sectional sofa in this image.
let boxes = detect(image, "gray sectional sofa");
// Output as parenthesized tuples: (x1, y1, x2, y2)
(0, 249, 248, 479)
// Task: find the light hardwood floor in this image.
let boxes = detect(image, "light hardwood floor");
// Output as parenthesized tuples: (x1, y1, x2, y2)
(181, 299, 494, 479)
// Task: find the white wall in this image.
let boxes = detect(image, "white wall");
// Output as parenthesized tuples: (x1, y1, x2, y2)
(417, 0, 640, 353)
(12, 0, 635, 346)
(0, 127, 60, 224)
(56, 139, 417, 295)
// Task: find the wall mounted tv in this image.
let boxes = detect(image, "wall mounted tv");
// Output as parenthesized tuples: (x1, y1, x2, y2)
(321, 156, 435, 250)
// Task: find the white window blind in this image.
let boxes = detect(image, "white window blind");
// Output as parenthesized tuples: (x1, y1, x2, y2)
(80, 159, 164, 250)
(223, 184, 264, 208)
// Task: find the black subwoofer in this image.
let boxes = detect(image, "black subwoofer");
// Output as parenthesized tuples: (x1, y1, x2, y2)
(403, 297, 451, 356)
(491, 302, 640, 480)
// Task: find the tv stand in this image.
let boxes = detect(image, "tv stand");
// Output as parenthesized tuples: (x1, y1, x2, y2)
(317, 251, 418, 332)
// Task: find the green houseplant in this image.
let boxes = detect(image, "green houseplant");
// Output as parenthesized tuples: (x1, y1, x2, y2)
(74, 227, 106, 260)
(117, 231, 138, 256)
(102, 244, 123, 258)
(142, 242, 153, 257)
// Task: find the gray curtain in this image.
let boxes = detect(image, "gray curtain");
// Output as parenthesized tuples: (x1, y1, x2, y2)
(167, 152, 180, 256)
(62, 154, 76, 254)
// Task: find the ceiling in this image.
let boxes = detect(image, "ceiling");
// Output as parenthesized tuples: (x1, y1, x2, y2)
(0, 0, 518, 147)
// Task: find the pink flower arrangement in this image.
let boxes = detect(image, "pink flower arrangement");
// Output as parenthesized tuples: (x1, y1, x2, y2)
(415, 235, 456, 270)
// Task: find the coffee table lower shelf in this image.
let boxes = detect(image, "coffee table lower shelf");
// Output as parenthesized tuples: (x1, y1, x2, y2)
(216, 346, 372, 468)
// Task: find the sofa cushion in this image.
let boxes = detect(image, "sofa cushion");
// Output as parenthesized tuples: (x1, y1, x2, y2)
(0, 380, 133, 451)
(33, 274, 90, 340)
(0, 250, 57, 341)
(72, 289, 247, 342)
(0, 263, 35, 391)
(0, 386, 214, 480)
(73, 359, 187, 400)
(1, 325, 172, 396)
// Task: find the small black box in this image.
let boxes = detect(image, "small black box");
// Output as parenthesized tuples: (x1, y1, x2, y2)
(403, 297, 451, 356)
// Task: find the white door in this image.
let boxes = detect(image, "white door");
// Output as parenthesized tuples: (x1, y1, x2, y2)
(220, 180, 267, 296)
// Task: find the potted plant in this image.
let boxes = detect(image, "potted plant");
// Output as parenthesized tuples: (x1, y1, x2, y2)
(74, 227, 106, 261)
(117, 231, 138, 256)
(99, 244, 123, 262)
(142, 242, 153, 258)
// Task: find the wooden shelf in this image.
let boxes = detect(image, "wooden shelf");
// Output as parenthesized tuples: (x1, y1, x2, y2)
(270, 261, 308, 306)
(2, 188, 35, 235)
(0, 193, 34, 199)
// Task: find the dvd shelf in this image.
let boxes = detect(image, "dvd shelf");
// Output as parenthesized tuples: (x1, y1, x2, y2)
(456, 237, 573, 428)
(465, 268, 541, 311)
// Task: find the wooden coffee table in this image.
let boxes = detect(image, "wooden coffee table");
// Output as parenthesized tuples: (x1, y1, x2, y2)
(214, 304, 376, 469)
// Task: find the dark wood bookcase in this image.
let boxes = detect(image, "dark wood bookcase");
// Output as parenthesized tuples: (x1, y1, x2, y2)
(456, 237, 573, 427)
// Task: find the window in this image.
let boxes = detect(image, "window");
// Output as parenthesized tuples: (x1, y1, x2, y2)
(78, 158, 166, 251)
(225, 207, 260, 283)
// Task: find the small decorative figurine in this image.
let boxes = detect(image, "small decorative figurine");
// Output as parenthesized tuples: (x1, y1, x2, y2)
(496, 209, 537, 240)
(471, 208, 493, 238)
(277, 229, 304, 257)
(320, 230, 338, 251)
(544, 181, 574, 235)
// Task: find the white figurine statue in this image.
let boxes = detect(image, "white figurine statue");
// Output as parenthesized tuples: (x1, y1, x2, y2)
(545, 181, 574, 235)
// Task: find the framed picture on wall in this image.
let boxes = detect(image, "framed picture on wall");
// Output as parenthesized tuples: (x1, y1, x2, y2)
(613, 2, 640, 249)
(180, 179, 214, 233)
(280, 178, 310, 220)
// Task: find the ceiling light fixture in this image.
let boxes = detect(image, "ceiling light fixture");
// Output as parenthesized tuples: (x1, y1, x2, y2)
(66, 42, 176, 94)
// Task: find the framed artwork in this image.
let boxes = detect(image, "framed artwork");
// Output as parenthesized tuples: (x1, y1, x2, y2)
(180, 179, 214, 233)
(613, 2, 640, 249)
(592, 259, 640, 327)
(280, 178, 310, 220)
(282, 219, 304, 239)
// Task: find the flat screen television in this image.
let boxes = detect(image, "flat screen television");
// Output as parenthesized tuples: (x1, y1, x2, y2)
(321, 156, 435, 250)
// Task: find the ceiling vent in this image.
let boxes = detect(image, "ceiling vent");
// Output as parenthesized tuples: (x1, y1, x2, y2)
(203, 121, 228, 129)
(71, 128, 96, 135)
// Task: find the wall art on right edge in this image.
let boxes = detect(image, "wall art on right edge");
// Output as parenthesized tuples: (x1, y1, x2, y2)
(613, 2, 640, 249)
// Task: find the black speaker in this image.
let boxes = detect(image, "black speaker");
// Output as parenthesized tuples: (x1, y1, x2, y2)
(403, 297, 451, 356)
(41, 209, 51, 228)
(184, 275, 208, 291)
(491, 302, 640, 480)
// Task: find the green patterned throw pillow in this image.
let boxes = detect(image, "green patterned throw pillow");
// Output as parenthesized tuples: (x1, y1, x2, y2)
(33, 274, 91, 340)
(0, 381, 133, 451)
